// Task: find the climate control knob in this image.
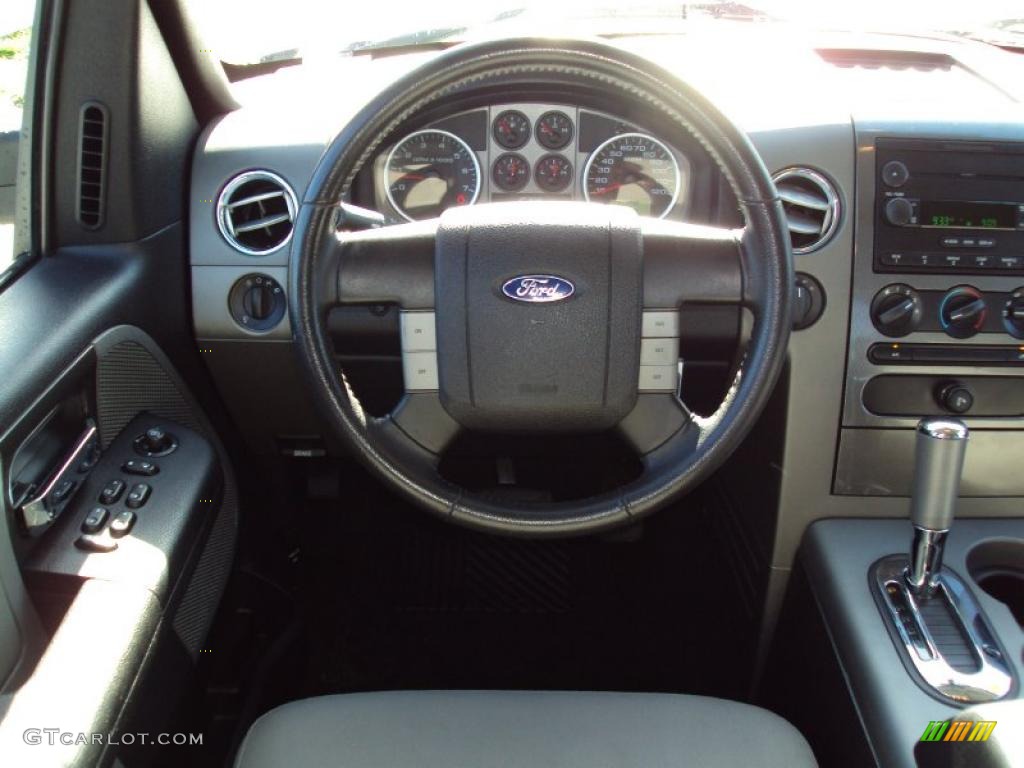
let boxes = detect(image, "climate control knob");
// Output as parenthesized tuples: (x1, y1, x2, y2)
(871, 284, 922, 337)
(1002, 289, 1024, 339)
(939, 286, 987, 339)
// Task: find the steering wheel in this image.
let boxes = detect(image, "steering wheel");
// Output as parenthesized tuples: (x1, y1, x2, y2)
(290, 38, 792, 536)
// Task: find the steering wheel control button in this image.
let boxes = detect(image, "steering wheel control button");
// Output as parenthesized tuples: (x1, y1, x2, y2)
(81, 506, 109, 534)
(400, 311, 437, 351)
(640, 338, 678, 366)
(638, 364, 679, 392)
(402, 351, 440, 392)
(134, 427, 178, 457)
(937, 382, 974, 414)
(99, 479, 126, 505)
(123, 459, 158, 476)
(641, 311, 680, 338)
(109, 510, 137, 538)
(125, 483, 152, 509)
(76, 532, 118, 553)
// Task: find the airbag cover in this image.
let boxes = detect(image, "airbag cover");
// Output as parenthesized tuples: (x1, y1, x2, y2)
(434, 203, 642, 432)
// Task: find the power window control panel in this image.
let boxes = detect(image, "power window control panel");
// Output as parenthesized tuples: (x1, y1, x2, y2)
(31, 412, 221, 599)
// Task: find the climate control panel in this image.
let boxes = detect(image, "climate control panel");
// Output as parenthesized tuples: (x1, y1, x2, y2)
(870, 284, 1024, 340)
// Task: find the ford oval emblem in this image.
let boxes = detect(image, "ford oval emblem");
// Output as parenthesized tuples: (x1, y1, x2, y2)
(501, 275, 575, 303)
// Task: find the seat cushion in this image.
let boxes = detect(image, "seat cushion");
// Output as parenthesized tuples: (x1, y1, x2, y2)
(234, 690, 817, 768)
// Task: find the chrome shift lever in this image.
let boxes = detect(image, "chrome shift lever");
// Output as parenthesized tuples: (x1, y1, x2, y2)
(905, 418, 968, 596)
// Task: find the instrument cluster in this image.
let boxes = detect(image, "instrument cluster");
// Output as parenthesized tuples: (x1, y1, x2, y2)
(375, 104, 691, 223)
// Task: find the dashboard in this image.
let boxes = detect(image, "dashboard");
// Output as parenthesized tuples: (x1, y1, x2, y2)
(370, 104, 692, 222)
(188, 31, 1024, 523)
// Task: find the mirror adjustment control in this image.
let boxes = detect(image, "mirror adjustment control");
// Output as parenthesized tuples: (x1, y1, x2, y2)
(125, 483, 151, 509)
(109, 510, 136, 538)
(99, 479, 126, 505)
(123, 459, 159, 476)
(133, 426, 177, 457)
(81, 506, 109, 534)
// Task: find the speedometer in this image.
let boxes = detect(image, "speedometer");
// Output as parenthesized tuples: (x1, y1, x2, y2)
(583, 133, 680, 219)
(385, 129, 480, 221)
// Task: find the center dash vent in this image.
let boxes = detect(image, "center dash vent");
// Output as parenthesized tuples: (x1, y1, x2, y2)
(216, 170, 297, 255)
(771, 168, 840, 254)
(76, 102, 108, 229)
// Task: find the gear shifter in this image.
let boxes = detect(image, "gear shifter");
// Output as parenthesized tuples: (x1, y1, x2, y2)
(873, 416, 1012, 704)
(905, 417, 969, 596)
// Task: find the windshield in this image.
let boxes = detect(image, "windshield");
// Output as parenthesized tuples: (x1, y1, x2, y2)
(189, 0, 1024, 64)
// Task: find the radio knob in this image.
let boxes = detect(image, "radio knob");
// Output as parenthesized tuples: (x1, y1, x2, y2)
(871, 284, 922, 337)
(884, 197, 915, 226)
(1003, 289, 1024, 339)
(940, 286, 987, 339)
(881, 160, 910, 188)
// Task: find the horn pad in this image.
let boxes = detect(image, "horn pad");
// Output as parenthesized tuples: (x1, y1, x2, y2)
(434, 203, 642, 433)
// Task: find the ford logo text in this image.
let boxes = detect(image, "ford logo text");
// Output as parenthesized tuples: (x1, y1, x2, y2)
(501, 275, 575, 303)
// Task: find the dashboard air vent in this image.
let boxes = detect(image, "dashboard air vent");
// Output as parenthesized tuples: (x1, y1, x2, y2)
(76, 102, 108, 229)
(771, 168, 840, 254)
(217, 170, 297, 255)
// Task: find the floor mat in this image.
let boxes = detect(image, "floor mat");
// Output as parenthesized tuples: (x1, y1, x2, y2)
(291, 467, 755, 700)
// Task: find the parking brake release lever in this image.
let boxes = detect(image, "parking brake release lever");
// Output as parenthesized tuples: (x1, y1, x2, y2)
(905, 418, 968, 596)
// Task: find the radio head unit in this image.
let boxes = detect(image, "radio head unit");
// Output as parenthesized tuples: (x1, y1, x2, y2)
(874, 138, 1024, 274)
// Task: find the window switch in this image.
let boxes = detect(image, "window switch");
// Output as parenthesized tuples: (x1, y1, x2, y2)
(81, 506, 109, 534)
(122, 459, 158, 476)
(125, 483, 151, 509)
(51, 479, 77, 504)
(99, 479, 126, 505)
(109, 510, 136, 538)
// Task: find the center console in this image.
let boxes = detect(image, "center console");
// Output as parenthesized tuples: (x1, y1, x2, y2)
(838, 131, 1024, 497)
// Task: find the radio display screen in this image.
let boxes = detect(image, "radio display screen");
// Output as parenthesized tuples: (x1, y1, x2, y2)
(919, 201, 1017, 229)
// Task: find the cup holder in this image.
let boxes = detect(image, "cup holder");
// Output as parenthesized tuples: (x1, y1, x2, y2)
(966, 539, 1024, 628)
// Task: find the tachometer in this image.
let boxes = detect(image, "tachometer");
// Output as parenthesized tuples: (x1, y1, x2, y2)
(385, 129, 480, 221)
(583, 133, 680, 219)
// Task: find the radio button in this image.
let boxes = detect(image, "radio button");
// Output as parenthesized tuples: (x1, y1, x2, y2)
(880, 252, 909, 267)
(960, 237, 978, 248)
(884, 197, 916, 226)
(969, 254, 996, 269)
(998, 256, 1022, 270)
(942, 254, 966, 269)
(977, 238, 996, 248)
(940, 237, 960, 248)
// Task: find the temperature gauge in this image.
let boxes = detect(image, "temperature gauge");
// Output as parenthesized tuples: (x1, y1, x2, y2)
(534, 154, 573, 193)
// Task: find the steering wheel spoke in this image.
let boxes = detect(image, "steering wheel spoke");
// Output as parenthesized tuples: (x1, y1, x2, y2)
(330, 216, 438, 309)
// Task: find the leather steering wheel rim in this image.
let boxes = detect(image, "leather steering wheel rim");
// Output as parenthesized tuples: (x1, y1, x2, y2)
(290, 38, 792, 536)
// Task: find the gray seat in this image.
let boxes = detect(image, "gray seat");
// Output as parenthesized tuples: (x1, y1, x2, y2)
(234, 690, 817, 768)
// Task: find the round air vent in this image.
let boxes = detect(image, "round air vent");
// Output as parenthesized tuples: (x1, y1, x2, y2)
(216, 170, 297, 255)
(771, 168, 840, 254)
